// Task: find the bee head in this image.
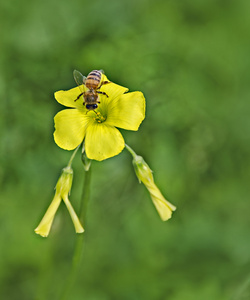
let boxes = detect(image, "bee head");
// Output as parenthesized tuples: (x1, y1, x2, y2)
(86, 104, 98, 110)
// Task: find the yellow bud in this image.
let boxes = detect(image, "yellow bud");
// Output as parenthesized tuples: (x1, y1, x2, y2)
(63, 195, 84, 234)
(132, 155, 153, 184)
(146, 182, 176, 221)
(56, 166, 73, 198)
(34, 193, 62, 237)
(35, 166, 84, 237)
(132, 152, 176, 221)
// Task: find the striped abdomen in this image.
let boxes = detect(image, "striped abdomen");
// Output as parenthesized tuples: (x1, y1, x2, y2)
(85, 70, 102, 89)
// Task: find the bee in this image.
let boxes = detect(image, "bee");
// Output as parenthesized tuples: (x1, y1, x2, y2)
(73, 69, 110, 110)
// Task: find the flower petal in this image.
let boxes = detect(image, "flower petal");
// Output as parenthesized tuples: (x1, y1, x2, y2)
(147, 183, 176, 221)
(54, 85, 88, 109)
(100, 74, 129, 100)
(54, 109, 89, 150)
(34, 193, 62, 237)
(105, 92, 146, 130)
(85, 123, 125, 161)
(63, 195, 84, 233)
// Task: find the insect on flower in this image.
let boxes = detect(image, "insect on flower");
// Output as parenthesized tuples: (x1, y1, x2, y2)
(73, 69, 110, 111)
(53, 70, 146, 161)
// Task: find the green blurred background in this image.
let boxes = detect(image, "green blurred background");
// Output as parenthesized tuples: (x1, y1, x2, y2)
(1, 0, 250, 299)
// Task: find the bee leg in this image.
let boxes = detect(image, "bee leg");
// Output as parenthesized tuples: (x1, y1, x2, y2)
(74, 92, 84, 102)
(101, 81, 111, 85)
(98, 81, 111, 90)
(97, 91, 109, 98)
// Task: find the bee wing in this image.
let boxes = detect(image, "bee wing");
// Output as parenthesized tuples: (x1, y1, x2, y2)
(73, 70, 86, 92)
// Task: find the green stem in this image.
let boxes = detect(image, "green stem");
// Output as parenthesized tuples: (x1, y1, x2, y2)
(59, 165, 92, 300)
(125, 143, 137, 158)
(67, 144, 81, 168)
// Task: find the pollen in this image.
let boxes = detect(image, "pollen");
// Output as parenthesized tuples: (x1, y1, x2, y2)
(94, 111, 106, 123)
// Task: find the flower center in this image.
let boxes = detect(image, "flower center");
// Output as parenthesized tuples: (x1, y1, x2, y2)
(94, 111, 106, 123)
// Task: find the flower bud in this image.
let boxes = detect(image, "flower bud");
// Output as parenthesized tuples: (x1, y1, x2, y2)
(132, 153, 176, 221)
(35, 166, 84, 237)
(56, 166, 73, 198)
(132, 155, 153, 184)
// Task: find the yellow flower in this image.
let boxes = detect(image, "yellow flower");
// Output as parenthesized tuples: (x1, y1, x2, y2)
(35, 166, 84, 237)
(54, 73, 146, 161)
(127, 145, 176, 221)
